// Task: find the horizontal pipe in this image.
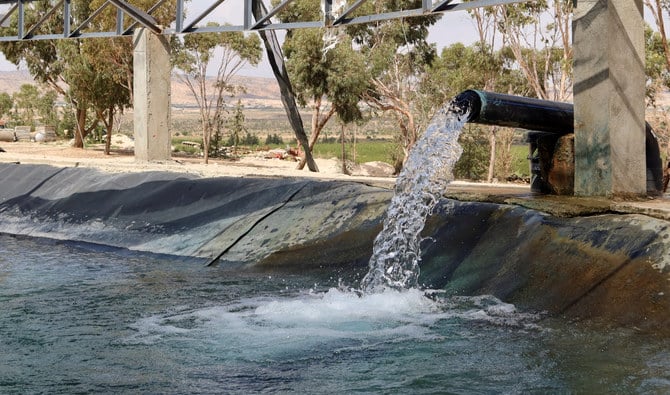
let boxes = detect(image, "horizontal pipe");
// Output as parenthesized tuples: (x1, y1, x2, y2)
(453, 90, 574, 134)
(453, 89, 664, 194)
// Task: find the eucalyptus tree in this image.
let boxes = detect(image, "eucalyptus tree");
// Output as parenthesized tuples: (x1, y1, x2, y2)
(345, 0, 440, 171)
(172, 22, 262, 164)
(492, 0, 573, 101)
(0, 1, 90, 146)
(645, 0, 670, 75)
(0, 0, 175, 150)
(273, 0, 369, 169)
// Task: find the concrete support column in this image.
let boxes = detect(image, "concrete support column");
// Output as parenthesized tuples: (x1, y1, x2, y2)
(573, 0, 646, 197)
(133, 28, 171, 162)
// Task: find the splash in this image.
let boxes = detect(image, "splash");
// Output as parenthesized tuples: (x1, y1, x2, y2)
(360, 102, 469, 293)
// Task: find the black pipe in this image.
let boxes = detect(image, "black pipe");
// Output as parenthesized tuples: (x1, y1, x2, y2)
(453, 90, 574, 134)
(453, 89, 664, 194)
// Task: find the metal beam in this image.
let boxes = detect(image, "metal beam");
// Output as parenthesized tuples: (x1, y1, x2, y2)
(251, 0, 296, 30)
(108, 0, 161, 34)
(122, 0, 169, 36)
(243, 0, 252, 30)
(0, 3, 17, 28)
(179, 0, 226, 33)
(63, 0, 70, 37)
(175, 0, 184, 32)
(69, 1, 113, 38)
(444, 0, 529, 11)
(431, 0, 454, 12)
(0, 0, 533, 41)
(333, 0, 366, 25)
(22, 0, 63, 39)
(17, 0, 24, 39)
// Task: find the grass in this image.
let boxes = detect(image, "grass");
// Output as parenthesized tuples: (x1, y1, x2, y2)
(510, 145, 531, 178)
(311, 140, 396, 164)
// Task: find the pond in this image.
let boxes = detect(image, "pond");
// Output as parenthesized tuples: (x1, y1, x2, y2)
(1, 234, 668, 394)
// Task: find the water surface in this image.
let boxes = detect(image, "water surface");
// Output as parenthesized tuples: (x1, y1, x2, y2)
(1, 235, 668, 393)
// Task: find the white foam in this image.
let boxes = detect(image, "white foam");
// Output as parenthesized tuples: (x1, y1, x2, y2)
(122, 290, 542, 351)
(253, 288, 438, 324)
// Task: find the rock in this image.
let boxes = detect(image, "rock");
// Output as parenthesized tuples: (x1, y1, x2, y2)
(0, 129, 15, 142)
(14, 126, 31, 142)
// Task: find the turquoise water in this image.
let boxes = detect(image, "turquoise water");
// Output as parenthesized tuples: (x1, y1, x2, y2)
(1, 234, 669, 393)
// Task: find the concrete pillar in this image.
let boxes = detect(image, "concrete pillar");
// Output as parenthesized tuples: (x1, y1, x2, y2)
(133, 28, 171, 162)
(573, 0, 646, 197)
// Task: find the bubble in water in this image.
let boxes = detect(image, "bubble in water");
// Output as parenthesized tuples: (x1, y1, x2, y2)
(361, 103, 469, 293)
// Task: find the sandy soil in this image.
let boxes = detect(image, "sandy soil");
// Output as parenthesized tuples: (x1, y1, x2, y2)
(0, 138, 398, 186)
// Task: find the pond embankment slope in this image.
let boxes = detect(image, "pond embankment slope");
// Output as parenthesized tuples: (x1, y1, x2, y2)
(1, 162, 669, 335)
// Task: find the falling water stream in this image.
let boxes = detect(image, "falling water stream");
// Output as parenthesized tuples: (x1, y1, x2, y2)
(361, 102, 468, 292)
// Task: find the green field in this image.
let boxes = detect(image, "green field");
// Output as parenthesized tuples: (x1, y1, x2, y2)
(311, 140, 396, 163)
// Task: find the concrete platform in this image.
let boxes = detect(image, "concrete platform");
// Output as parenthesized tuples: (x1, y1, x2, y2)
(447, 180, 670, 221)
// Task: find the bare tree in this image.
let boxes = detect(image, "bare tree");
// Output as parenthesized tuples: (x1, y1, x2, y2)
(172, 23, 262, 164)
(494, 0, 573, 101)
(645, 0, 670, 72)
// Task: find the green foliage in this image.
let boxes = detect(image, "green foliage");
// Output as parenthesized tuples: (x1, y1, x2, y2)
(421, 42, 528, 106)
(265, 133, 284, 145)
(454, 125, 490, 181)
(209, 127, 224, 158)
(36, 90, 59, 128)
(645, 24, 670, 106)
(0, 92, 12, 120)
(281, 2, 369, 126)
(225, 100, 247, 152)
(12, 84, 40, 126)
(0, 1, 168, 147)
(242, 132, 260, 146)
(510, 144, 531, 178)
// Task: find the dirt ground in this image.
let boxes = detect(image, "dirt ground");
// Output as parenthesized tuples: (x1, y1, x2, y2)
(0, 138, 397, 185)
(4, 137, 670, 222)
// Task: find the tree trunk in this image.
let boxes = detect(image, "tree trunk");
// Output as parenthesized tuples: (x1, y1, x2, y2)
(104, 108, 114, 155)
(252, 0, 318, 172)
(297, 103, 336, 170)
(352, 125, 357, 163)
(73, 108, 87, 149)
(203, 126, 210, 165)
(341, 124, 350, 175)
(487, 126, 497, 183)
(654, 0, 670, 75)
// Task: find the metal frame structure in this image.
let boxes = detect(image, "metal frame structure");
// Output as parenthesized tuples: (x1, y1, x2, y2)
(0, 0, 527, 41)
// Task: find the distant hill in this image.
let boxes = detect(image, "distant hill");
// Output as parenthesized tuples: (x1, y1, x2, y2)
(0, 69, 283, 108)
